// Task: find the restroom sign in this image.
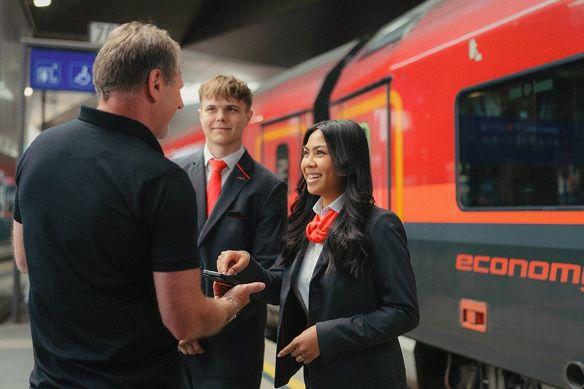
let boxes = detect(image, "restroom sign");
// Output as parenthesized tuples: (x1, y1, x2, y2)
(30, 47, 96, 92)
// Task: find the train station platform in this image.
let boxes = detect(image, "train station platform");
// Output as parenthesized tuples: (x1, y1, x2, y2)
(0, 322, 304, 389)
(0, 323, 33, 388)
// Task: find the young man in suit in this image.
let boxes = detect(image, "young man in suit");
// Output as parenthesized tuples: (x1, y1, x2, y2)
(174, 75, 287, 389)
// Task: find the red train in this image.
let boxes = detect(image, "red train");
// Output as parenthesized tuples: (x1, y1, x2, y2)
(163, 1, 584, 388)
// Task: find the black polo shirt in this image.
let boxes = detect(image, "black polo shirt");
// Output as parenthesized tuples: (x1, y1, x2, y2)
(14, 106, 199, 388)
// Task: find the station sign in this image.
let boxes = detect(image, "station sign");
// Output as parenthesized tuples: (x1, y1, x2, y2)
(89, 22, 120, 45)
(29, 47, 96, 92)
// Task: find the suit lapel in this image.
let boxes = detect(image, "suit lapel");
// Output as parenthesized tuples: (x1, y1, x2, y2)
(288, 247, 307, 286)
(310, 244, 330, 283)
(190, 152, 208, 235)
(197, 151, 253, 247)
(278, 247, 306, 309)
(275, 246, 308, 388)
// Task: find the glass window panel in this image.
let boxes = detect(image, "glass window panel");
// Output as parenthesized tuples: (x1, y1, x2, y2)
(457, 59, 584, 207)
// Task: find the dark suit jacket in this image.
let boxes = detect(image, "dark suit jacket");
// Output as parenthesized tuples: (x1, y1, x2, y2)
(244, 206, 419, 388)
(174, 149, 287, 377)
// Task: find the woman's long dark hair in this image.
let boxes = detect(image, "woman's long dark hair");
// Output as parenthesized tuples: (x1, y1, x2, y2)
(282, 120, 374, 278)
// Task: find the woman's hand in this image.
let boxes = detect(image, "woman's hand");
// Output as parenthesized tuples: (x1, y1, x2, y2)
(217, 250, 250, 275)
(277, 325, 320, 365)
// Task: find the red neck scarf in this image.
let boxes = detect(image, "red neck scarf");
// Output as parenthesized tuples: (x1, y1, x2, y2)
(305, 209, 339, 244)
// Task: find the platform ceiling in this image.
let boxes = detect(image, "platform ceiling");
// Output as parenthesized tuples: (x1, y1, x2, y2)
(23, 0, 423, 67)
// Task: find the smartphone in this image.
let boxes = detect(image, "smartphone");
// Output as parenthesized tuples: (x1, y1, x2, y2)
(202, 270, 241, 286)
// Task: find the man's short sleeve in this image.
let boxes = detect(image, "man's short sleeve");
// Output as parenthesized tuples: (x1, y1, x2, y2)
(13, 186, 21, 223)
(13, 153, 24, 223)
(143, 168, 200, 272)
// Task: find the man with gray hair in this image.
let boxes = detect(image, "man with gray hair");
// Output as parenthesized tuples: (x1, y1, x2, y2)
(13, 21, 263, 388)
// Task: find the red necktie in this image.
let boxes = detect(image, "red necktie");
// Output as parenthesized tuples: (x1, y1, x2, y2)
(305, 209, 339, 243)
(207, 158, 227, 216)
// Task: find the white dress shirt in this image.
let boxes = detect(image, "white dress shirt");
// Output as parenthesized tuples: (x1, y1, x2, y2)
(295, 193, 345, 311)
(203, 144, 246, 185)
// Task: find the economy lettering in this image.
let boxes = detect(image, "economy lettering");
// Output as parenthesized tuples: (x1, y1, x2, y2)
(455, 254, 584, 292)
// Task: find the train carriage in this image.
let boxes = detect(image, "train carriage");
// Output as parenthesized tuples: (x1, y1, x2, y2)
(162, 1, 584, 387)
(330, 0, 584, 388)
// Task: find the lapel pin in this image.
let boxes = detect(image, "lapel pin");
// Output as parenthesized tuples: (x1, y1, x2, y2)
(236, 163, 251, 180)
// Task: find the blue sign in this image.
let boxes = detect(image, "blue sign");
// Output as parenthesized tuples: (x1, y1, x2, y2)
(30, 47, 96, 92)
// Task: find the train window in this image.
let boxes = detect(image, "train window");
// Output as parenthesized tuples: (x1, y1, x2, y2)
(275, 144, 289, 184)
(457, 58, 584, 208)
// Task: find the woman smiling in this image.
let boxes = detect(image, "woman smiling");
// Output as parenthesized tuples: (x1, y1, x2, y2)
(217, 120, 419, 388)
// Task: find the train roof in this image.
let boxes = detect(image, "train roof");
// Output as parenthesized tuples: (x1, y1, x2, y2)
(331, 0, 565, 100)
(251, 40, 359, 122)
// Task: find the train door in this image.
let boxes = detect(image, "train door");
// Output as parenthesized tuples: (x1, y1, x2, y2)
(330, 82, 391, 209)
(259, 113, 312, 204)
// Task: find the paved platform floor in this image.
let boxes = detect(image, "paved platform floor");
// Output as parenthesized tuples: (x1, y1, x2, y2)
(0, 323, 33, 388)
(0, 322, 304, 389)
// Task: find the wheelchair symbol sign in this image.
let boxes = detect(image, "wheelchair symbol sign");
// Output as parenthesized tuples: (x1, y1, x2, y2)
(30, 47, 96, 92)
(70, 63, 92, 88)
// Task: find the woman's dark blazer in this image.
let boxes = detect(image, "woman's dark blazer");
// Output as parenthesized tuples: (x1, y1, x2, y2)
(242, 206, 419, 388)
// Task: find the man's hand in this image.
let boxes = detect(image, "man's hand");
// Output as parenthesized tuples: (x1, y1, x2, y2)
(212, 281, 232, 298)
(178, 338, 205, 355)
(154, 269, 263, 341)
(277, 325, 320, 365)
(217, 250, 250, 275)
(219, 281, 265, 318)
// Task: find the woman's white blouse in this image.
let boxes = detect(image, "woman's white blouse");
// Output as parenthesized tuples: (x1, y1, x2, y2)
(295, 194, 345, 311)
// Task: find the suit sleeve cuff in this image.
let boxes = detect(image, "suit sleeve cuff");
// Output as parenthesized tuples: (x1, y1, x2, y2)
(316, 319, 345, 364)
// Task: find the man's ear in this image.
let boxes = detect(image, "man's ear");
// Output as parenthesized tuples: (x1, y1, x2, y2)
(245, 109, 253, 124)
(147, 69, 163, 102)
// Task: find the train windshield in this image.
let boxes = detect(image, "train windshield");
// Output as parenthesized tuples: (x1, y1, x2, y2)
(361, 0, 443, 56)
(457, 57, 584, 208)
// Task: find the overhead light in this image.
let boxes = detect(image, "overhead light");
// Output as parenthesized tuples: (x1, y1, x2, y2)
(24, 87, 34, 97)
(33, 0, 51, 7)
